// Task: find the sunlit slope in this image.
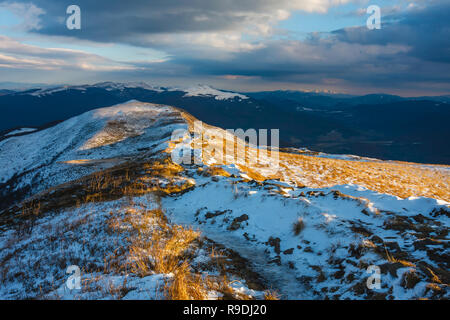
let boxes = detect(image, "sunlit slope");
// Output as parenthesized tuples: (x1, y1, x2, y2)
(171, 111, 450, 202)
(1, 99, 447, 203)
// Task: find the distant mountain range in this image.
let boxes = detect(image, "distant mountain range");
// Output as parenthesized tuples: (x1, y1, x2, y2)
(1, 82, 449, 164)
(247, 90, 450, 107)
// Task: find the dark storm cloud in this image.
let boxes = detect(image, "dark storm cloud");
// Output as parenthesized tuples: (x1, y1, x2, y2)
(332, 2, 450, 64)
(2, 0, 449, 94)
(25, 0, 293, 44)
(161, 2, 450, 92)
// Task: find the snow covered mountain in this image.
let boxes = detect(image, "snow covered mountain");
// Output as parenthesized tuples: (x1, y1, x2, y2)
(0, 101, 449, 300)
(0, 101, 186, 201)
(1, 82, 449, 164)
(23, 82, 247, 100)
(168, 84, 248, 100)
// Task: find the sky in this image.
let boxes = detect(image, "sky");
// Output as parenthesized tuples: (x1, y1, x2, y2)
(0, 0, 449, 96)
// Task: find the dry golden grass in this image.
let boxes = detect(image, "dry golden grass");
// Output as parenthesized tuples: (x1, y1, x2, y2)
(120, 206, 254, 300)
(171, 116, 450, 201)
(382, 246, 415, 268)
(278, 153, 450, 201)
(0, 157, 195, 226)
(109, 206, 209, 299)
(236, 164, 269, 182)
(199, 166, 231, 178)
(263, 290, 280, 300)
(164, 110, 450, 201)
(427, 268, 443, 284)
(164, 262, 208, 300)
(426, 283, 442, 291)
(292, 218, 305, 236)
(21, 201, 41, 217)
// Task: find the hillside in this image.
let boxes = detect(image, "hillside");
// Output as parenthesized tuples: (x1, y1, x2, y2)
(1, 82, 449, 164)
(0, 101, 448, 300)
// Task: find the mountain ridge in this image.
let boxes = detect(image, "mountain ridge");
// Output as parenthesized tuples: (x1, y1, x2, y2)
(1, 82, 449, 165)
(0, 100, 448, 300)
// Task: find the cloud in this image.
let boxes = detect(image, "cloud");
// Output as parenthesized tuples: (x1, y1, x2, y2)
(332, 2, 450, 63)
(0, 1, 45, 31)
(156, 2, 450, 94)
(20, 0, 353, 50)
(0, 1, 449, 95)
(0, 36, 137, 71)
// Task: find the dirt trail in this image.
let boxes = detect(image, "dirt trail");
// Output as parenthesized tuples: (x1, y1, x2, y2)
(167, 213, 313, 299)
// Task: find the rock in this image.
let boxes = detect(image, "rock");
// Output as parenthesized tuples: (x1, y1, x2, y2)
(401, 269, 421, 289)
(317, 271, 326, 283)
(351, 281, 367, 295)
(380, 262, 404, 277)
(283, 248, 294, 255)
(383, 216, 414, 232)
(227, 214, 249, 231)
(331, 190, 345, 199)
(268, 256, 281, 266)
(412, 214, 427, 223)
(426, 249, 449, 267)
(350, 225, 373, 237)
(267, 237, 281, 254)
(418, 262, 450, 285)
(369, 235, 384, 245)
(348, 243, 364, 259)
(430, 208, 450, 218)
(413, 238, 441, 251)
(334, 269, 345, 279)
(345, 273, 355, 283)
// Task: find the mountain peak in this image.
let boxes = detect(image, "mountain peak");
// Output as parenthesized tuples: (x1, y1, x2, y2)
(169, 84, 249, 100)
